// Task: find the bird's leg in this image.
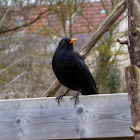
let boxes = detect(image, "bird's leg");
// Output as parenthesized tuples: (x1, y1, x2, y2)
(70, 89, 82, 106)
(56, 89, 70, 105)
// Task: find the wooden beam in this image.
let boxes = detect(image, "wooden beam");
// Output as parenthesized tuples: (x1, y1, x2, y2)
(79, 0, 127, 58)
(125, 66, 140, 140)
(0, 93, 133, 139)
(126, 1, 140, 140)
(127, 0, 140, 68)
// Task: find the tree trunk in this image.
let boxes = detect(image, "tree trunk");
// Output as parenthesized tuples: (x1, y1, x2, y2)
(125, 65, 140, 140)
(125, 0, 140, 139)
(127, 0, 140, 67)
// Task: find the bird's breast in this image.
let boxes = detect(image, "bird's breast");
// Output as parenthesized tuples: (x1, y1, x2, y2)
(52, 51, 83, 90)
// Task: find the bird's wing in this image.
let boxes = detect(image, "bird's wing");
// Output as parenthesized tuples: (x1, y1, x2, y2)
(74, 53, 98, 93)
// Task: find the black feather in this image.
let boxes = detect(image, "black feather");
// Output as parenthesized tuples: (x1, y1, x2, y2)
(52, 38, 98, 95)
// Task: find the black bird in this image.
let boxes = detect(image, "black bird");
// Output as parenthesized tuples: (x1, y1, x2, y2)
(52, 38, 98, 105)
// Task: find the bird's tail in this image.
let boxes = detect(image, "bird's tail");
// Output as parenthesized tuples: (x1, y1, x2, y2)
(81, 85, 98, 95)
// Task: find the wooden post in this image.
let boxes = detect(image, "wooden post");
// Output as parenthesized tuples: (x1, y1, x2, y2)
(127, 0, 140, 67)
(125, 66, 140, 140)
(125, 0, 140, 140)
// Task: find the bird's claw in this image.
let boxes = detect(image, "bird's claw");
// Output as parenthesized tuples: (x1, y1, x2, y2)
(70, 95, 79, 107)
(56, 94, 65, 105)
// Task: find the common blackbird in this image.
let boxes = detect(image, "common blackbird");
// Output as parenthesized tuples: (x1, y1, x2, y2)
(52, 38, 98, 105)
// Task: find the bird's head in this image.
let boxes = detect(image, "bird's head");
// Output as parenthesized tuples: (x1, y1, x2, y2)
(58, 38, 77, 49)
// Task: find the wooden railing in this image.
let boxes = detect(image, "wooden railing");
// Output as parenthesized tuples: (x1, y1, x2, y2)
(0, 93, 134, 139)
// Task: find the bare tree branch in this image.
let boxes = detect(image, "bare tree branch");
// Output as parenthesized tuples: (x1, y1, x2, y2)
(0, 72, 26, 90)
(79, 0, 127, 58)
(117, 38, 128, 45)
(0, 8, 51, 34)
(0, 0, 14, 29)
(0, 56, 27, 74)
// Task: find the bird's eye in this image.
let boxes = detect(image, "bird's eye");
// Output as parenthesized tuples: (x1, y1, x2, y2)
(62, 41, 66, 45)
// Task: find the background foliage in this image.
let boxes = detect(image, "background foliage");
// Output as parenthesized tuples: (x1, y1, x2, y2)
(0, 0, 129, 98)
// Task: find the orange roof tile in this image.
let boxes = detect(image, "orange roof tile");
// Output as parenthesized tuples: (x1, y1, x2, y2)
(5, 1, 124, 35)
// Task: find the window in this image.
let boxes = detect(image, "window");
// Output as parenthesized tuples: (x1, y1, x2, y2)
(15, 16, 24, 26)
(100, 9, 106, 14)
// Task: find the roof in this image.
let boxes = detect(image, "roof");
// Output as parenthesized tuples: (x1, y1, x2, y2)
(26, 1, 113, 34)
(72, 1, 113, 34)
(3, 1, 124, 35)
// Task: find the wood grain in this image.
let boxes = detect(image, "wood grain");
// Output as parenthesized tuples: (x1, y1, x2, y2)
(0, 93, 133, 139)
(125, 65, 140, 140)
(126, 0, 140, 139)
(127, 0, 140, 68)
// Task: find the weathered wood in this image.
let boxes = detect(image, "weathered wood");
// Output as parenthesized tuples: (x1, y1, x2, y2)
(125, 65, 140, 140)
(79, 0, 127, 57)
(127, 0, 140, 68)
(43, 0, 127, 97)
(43, 79, 61, 97)
(126, 1, 140, 139)
(0, 93, 133, 139)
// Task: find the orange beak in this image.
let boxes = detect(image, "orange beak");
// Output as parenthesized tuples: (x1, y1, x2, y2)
(69, 38, 77, 44)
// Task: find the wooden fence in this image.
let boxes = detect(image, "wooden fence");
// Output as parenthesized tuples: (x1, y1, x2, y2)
(0, 93, 134, 139)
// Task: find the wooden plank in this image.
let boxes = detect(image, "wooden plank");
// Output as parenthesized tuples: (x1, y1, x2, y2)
(0, 93, 133, 139)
